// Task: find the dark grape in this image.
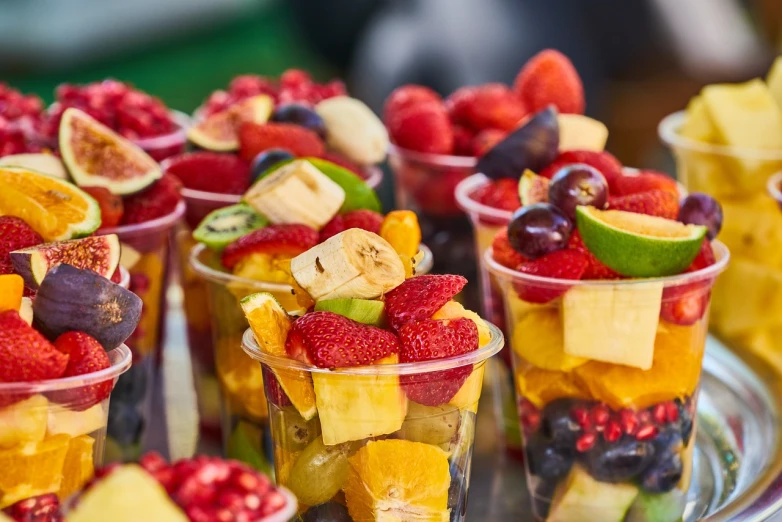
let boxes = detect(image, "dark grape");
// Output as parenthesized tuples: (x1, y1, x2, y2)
(271, 103, 327, 138)
(525, 432, 574, 480)
(540, 398, 582, 448)
(302, 502, 352, 521)
(250, 149, 294, 183)
(639, 453, 683, 493)
(507, 203, 572, 259)
(548, 164, 608, 220)
(582, 436, 655, 482)
(678, 193, 723, 240)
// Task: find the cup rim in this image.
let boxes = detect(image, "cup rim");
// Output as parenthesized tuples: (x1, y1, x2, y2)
(0, 344, 132, 393)
(131, 110, 192, 150)
(262, 488, 298, 522)
(486, 239, 729, 288)
(659, 110, 782, 160)
(118, 265, 130, 289)
(98, 200, 186, 236)
(768, 171, 782, 204)
(454, 173, 515, 223)
(241, 321, 504, 375)
(387, 143, 478, 168)
(188, 242, 435, 290)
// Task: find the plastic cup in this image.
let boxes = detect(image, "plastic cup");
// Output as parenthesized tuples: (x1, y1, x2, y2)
(387, 145, 481, 310)
(96, 201, 185, 461)
(487, 241, 729, 521)
(659, 111, 782, 366)
(130, 110, 190, 163)
(241, 320, 504, 521)
(174, 166, 383, 444)
(0, 345, 131, 509)
(189, 242, 433, 472)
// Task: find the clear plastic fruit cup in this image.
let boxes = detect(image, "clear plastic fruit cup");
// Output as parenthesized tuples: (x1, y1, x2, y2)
(188, 242, 433, 472)
(131, 110, 191, 163)
(487, 241, 729, 522)
(660, 111, 782, 366)
(387, 145, 481, 310)
(0, 344, 131, 509)
(96, 201, 185, 461)
(174, 166, 383, 444)
(241, 321, 504, 521)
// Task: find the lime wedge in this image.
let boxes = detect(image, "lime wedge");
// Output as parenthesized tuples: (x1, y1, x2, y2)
(575, 206, 707, 277)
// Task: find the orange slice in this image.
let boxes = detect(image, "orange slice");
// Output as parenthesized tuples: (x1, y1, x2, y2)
(0, 434, 70, 508)
(214, 333, 268, 421)
(0, 167, 101, 241)
(0, 274, 23, 313)
(515, 363, 591, 408)
(58, 435, 94, 500)
(380, 210, 422, 258)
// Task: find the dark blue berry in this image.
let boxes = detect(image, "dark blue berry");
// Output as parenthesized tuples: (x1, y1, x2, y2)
(250, 149, 294, 183)
(540, 398, 584, 448)
(271, 104, 327, 138)
(301, 502, 351, 522)
(526, 432, 574, 480)
(653, 428, 683, 459)
(640, 453, 684, 493)
(583, 436, 655, 483)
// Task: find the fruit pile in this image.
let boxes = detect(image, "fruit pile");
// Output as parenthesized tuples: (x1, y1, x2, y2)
(239, 229, 496, 520)
(0, 84, 50, 157)
(2, 452, 293, 522)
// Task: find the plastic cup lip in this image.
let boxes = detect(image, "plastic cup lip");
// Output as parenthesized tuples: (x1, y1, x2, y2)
(0, 344, 132, 394)
(118, 266, 130, 289)
(242, 321, 504, 376)
(768, 171, 782, 205)
(262, 488, 298, 522)
(98, 200, 186, 238)
(485, 239, 729, 289)
(659, 110, 782, 161)
(188, 241, 435, 290)
(131, 110, 191, 150)
(387, 143, 478, 169)
(454, 173, 514, 224)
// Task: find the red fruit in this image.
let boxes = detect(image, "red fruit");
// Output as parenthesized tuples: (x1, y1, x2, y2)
(567, 230, 620, 279)
(575, 432, 597, 452)
(590, 404, 610, 426)
(342, 209, 384, 235)
(318, 151, 364, 179)
(285, 311, 400, 368)
(619, 408, 639, 436)
(384, 274, 467, 330)
(471, 128, 508, 157)
(383, 85, 441, 123)
(492, 228, 526, 269)
(635, 424, 658, 441)
(604, 420, 622, 443)
(52, 331, 112, 410)
(608, 190, 679, 220)
(163, 152, 250, 195)
(0, 310, 68, 383)
(4, 493, 63, 522)
(398, 318, 479, 406)
(0, 216, 43, 275)
(452, 124, 476, 156)
(110, 267, 122, 284)
(120, 174, 182, 225)
(539, 150, 623, 184)
(611, 170, 679, 197)
(446, 84, 527, 131)
(513, 49, 585, 114)
(664, 402, 680, 423)
(412, 168, 466, 217)
(238, 122, 325, 162)
(262, 365, 291, 408)
(513, 249, 588, 303)
(387, 101, 454, 155)
(689, 240, 716, 271)
(469, 178, 521, 212)
(221, 224, 318, 270)
(81, 187, 124, 228)
(652, 404, 668, 425)
(318, 214, 346, 243)
(660, 283, 710, 326)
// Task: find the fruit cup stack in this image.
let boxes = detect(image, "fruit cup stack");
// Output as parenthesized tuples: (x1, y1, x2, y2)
(239, 229, 503, 521)
(165, 70, 388, 442)
(189, 155, 432, 472)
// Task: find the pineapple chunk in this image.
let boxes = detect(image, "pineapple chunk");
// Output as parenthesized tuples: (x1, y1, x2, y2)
(548, 464, 638, 522)
(47, 403, 105, 438)
(0, 395, 48, 449)
(711, 258, 782, 337)
(557, 114, 608, 152)
(680, 95, 717, 143)
(719, 195, 782, 267)
(766, 56, 782, 111)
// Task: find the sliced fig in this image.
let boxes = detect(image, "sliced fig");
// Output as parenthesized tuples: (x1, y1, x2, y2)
(33, 264, 142, 350)
(476, 106, 560, 180)
(59, 108, 162, 195)
(518, 169, 550, 205)
(11, 234, 121, 288)
(189, 94, 274, 151)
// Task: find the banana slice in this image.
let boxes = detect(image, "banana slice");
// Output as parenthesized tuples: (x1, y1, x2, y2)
(244, 160, 345, 230)
(315, 97, 389, 165)
(291, 228, 405, 301)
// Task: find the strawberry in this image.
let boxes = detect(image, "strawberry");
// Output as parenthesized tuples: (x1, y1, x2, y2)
(513, 249, 588, 303)
(690, 240, 716, 270)
(343, 209, 384, 235)
(238, 122, 325, 162)
(660, 241, 716, 326)
(0, 216, 43, 275)
(452, 124, 476, 156)
(385, 274, 467, 330)
(285, 311, 400, 368)
(221, 224, 318, 270)
(398, 318, 479, 406)
(319, 215, 346, 243)
(52, 331, 111, 410)
(164, 152, 250, 195)
(120, 174, 183, 225)
(446, 84, 528, 131)
(318, 151, 365, 180)
(513, 49, 585, 114)
(383, 85, 441, 124)
(262, 365, 292, 408)
(492, 228, 526, 269)
(539, 150, 623, 184)
(387, 101, 454, 155)
(567, 230, 620, 279)
(0, 310, 68, 383)
(611, 170, 679, 197)
(81, 187, 124, 228)
(471, 128, 508, 157)
(469, 179, 521, 212)
(609, 190, 679, 220)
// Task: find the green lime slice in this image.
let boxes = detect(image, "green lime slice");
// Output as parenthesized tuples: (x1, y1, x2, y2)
(575, 206, 707, 277)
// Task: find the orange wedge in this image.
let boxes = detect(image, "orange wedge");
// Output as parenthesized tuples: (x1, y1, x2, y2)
(58, 435, 95, 500)
(0, 434, 71, 508)
(0, 274, 23, 312)
(380, 210, 422, 258)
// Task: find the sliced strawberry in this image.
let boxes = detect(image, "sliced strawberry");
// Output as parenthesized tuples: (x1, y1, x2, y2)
(0, 216, 43, 275)
(492, 228, 526, 269)
(446, 84, 528, 132)
(262, 365, 292, 408)
(609, 190, 679, 220)
(513, 49, 585, 114)
(469, 179, 522, 212)
(399, 317, 479, 406)
(385, 274, 467, 330)
(660, 241, 716, 326)
(567, 230, 620, 280)
(164, 152, 250, 195)
(513, 249, 588, 303)
(221, 224, 318, 270)
(342, 209, 384, 235)
(539, 150, 623, 184)
(52, 331, 112, 410)
(387, 101, 454, 155)
(452, 124, 477, 156)
(319, 215, 346, 243)
(285, 311, 400, 368)
(383, 85, 442, 124)
(0, 310, 68, 383)
(238, 122, 325, 162)
(471, 128, 508, 157)
(81, 186, 124, 228)
(611, 170, 679, 197)
(120, 174, 183, 225)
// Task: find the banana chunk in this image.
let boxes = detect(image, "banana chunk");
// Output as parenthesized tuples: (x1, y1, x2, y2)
(291, 228, 405, 301)
(315, 96, 389, 165)
(243, 159, 345, 230)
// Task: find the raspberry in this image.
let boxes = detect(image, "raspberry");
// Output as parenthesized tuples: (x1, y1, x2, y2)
(513, 49, 585, 114)
(387, 101, 454, 155)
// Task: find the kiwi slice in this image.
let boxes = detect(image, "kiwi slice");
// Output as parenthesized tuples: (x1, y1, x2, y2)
(193, 203, 268, 251)
(314, 298, 385, 326)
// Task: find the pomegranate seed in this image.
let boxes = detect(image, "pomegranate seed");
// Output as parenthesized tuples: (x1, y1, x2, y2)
(232, 471, 260, 491)
(652, 404, 668, 425)
(140, 451, 168, 472)
(637, 410, 652, 424)
(243, 493, 261, 510)
(636, 424, 658, 441)
(575, 432, 597, 452)
(619, 409, 639, 436)
(519, 398, 538, 416)
(260, 491, 287, 515)
(521, 411, 540, 432)
(570, 405, 589, 425)
(603, 420, 622, 443)
(664, 401, 680, 423)
(590, 404, 610, 426)
(217, 491, 245, 511)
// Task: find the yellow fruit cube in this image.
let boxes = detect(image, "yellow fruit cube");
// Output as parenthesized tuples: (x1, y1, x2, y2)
(766, 56, 782, 111)
(512, 308, 587, 371)
(0, 395, 48, 450)
(431, 300, 491, 347)
(718, 195, 782, 267)
(0, 434, 71, 508)
(680, 96, 717, 143)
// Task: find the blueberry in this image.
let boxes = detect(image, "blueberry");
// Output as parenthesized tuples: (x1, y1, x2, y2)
(582, 436, 655, 483)
(448, 465, 467, 522)
(640, 453, 684, 493)
(250, 149, 294, 183)
(525, 432, 574, 480)
(107, 403, 143, 445)
(301, 502, 351, 521)
(653, 428, 683, 458)
(540, 398, 583, 448)
(271, 104, 327, 138)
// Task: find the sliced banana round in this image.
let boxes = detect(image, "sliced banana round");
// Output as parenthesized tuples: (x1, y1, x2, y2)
(315, 96, 389, 166)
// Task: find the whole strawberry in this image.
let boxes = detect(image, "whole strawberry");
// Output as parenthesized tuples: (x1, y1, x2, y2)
(513, 49, 585, 114)
(609, 190, 679, 220)
(239, 122, 325, 162)
(0, 310, 68, 382)
(384, 274, 467, 330)
(387, 101, 454, 155)
(383, 85, 442, 124)
(221, 224, 319, 270)
(540, 150, 623, 184)
(611, 170, 679, 197)
(164, 152, 250, 195)
(286, 311, 401, 368)
(446, 84, 528, 132)
(0, 216, 43, 275)
(51, 331, 112, 410)
(492, 228, 526, 269)
(470, 179, 522, 213)
(513, 249, 588, 303)
(120, 174, 182, 225)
